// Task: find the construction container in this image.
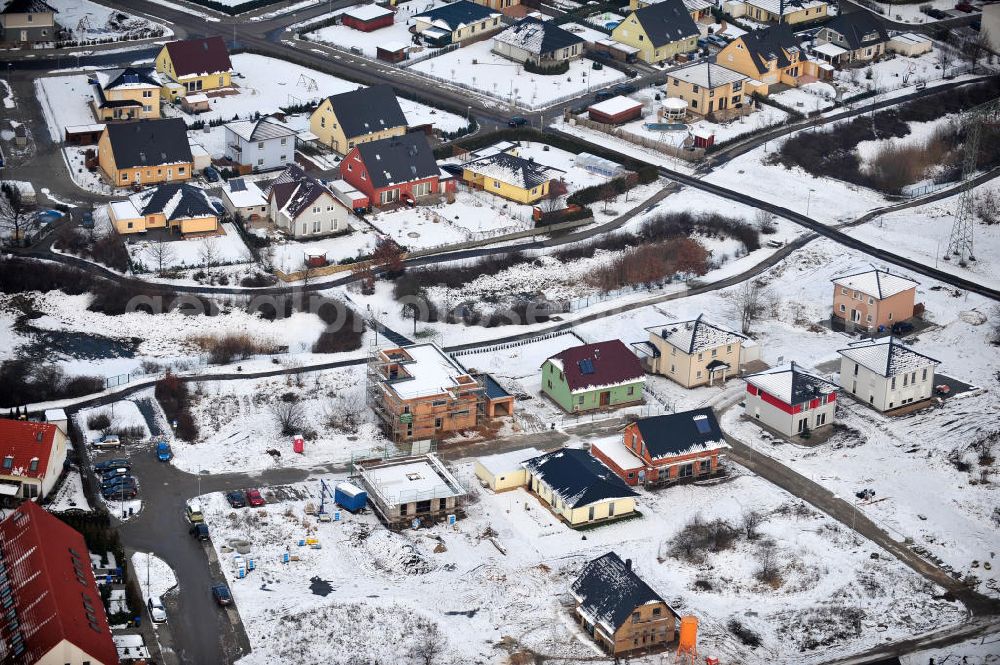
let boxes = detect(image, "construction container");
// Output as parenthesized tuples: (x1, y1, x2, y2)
(335, 482, 368, 512)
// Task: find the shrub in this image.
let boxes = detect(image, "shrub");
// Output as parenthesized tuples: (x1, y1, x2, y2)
(240, 272, 277, 287)
(588, 237, 709, 292)
(311, 296, 365, 354)
(523, 59, 569, 75)
(727, 619, 762, 648)
(154, 373, 198, 441)
(0, 360, 104, 408)
(191, 333, 279, 365)
(402, 252, 530, 291)
(87, 413, 112, 431)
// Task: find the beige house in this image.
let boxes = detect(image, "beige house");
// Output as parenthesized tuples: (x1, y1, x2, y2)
(309, 85, 408, 155)
(633, 315, 746, 388)
(837, 338, 939, 412)
(814, 10, 889, 66)
(108, 183, 219, 236)
(0, 0, 59, 46)
(831, 269, 919, 332)
(474, 447, 543, 491)
(91, 67, 162, 122)
(413, 0, 502, 45)
(665, 62, 752, 116)
(611, 0, 700, 64)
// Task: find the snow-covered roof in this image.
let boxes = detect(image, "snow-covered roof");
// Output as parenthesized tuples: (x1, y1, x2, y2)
(523, 448, 637, 508)
(632, 408, 730, 461)
(838, 338, 939, 378)
(383, 343, 473, 400)
(812, 42, 847, 57)
(359, 455, 465, 506)
(96, 67, 161, 90)
(65, 123, 106, 134)
(461, 152, 563, 190)
(184, 93, 209, 103)
(226, 117, 297, 142)
(109, 200, 141, 220)
(746, 363, 837, 405)
(588, 95, 643, 117)
(494, 16, 584, 56)
(596, 38, 640, 54)
(414, 0, 499, 33)
(571, 552, 670, 636)
(477, 447, 544, 477)
(380, 40, 408, 52)
(43, 408, 66, 423)
(129, 183, 216, 221)
(222, 178, 266, 209)
(591, 438, 644, 471)
(343, 3, 393, 21)
(646, 314, 744, 354)
(832, 269, 919, 299)
(745, 0, 827, 15)
(669, 62, 747, 89)
(889, 32, 931, 46)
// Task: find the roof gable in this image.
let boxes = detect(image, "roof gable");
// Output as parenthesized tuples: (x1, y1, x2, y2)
(462, 151, 563, 190)
(647, 314, 744, 354)
(163, 36, 233, 78)
(354, 133, 439, 189)
(267, 164, 339, 219)
(737, 24, 800, 74)
(414, 0, 499, 31)
(571, 552, 667, 634)
(823, 11, 889, 50)
(98, 67, 161, 91)
(831, 269, 918, 299)
(494, 16, 584, 55)
(746, 363, 837, 405)
(0, 418, 57, 480)
(632, 0, 699, 48)
(633, 407, 729, 460)
(324, 85, 408, 139)
(131, 183, 215, 221)
(103, 118, 193, 169)
(523, 448, 638, 508)
(547, 340, 644, 393)
(226, 116, 297, 142)
(837, 338, 939, 378)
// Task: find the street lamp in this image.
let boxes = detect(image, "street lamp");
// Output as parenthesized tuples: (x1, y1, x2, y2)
(806, 188, 815, 217)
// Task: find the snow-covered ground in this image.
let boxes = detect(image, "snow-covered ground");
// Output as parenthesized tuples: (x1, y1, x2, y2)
(1, 0, 171, 49)
(411, 40, 625, 110)
(35, 74, 98, 141)
(271, 226, 378, 274)
(202, 460, 964, 665)
(131, 551, 177, 605)
(304, 0, 450, 59)
(870, 0, 974, 24)
(127, 223, 254, 271)
(771, 82, 838, 114)
(46, 468, 93, 512)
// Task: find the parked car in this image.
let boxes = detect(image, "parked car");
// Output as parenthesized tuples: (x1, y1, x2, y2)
(613, 83, 636, 95)
(624, 67, 638, 78)
(891, 321, 915, 335)
(594, 90, 615, 102)
(101, 467, 131, 481)
(935, 384, 952, 396)
(94, 458, 129, 473)
(155, 441, 173, 462)
(697, 37, 709, 47)
(225, 490, 247, 508)
(101, 474, 136, 488)
(186, 500, 204, 523)
(101, 478, 137, 494)
(507, 116, 527, 127)
(190, 523, 210, 541)
(212, 584, 233, 606)
(147, 597, 167, 623)
(102, 485, 137, 500)
(80, 210, 95, 229)
(203, 166, 221, 183)
(93, 435, 121, 448)
(245, 488, 265, 507)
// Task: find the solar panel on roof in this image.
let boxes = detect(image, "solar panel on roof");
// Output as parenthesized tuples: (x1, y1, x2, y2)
(693, 414, 711, 434)
(578, 358, 595, 374)
(230, 178, 246, 192)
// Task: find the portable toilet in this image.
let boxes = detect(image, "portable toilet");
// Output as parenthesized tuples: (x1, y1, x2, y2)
(334, 482, 368, 512)
(292, 435, 304, 454)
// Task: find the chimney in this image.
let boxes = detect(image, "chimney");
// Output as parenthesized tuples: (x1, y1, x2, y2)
(625, 558, 632, 570)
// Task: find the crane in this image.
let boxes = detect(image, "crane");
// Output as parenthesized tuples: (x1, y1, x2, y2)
(944, 97, 1000, 266)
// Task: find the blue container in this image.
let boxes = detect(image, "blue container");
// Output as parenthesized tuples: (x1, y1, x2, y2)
(334, 482, 368, 513)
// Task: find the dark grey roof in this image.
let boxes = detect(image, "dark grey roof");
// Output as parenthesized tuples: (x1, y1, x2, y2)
(746, 362, 838, 405)
(103, 119, 192, 169)
(136, 183, 215, 220)
(325, 85, 408, 139)
(355, 133, 439, 189)
(461, 151, 562, 189)
(633, 0, 699, 48)
(736, 24, 800, 75)
(477, 374, 511, 400)
(494, 16, 584, 56)
(1, 0, 56, 14)
(822, 11, 889, 50)
(414, 0, 498, 31)
(633, 407, 727, 461)
(100, 67, 160, 90)
(267, 164, 335, 220)
(571, 552, 668, 633)
(523, 448, 637, 508)
(837, 338, 939, 378)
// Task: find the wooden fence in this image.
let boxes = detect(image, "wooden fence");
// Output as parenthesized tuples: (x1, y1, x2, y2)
(567, 115, 705, 162)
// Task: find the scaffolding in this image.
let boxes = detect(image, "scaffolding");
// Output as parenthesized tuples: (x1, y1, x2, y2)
(365, 340, 486, 444)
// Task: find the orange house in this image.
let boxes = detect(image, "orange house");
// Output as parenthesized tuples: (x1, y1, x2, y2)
(98, 118, 193, 187)
(592, 407, 729, 488)
(831, 269, 918, 332)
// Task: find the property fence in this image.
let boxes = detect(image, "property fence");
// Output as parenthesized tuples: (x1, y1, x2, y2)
(558, 276, 687, 313)
(567, 115, 705, 162)
(449, 330, 584, 359)
(398, 43, 460, 68)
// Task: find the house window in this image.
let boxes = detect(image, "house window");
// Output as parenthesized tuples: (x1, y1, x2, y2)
(815, 412, 826, 426)
(313, 220, 321, 233)
(627, 386, 635, 396)
(321, 117, 326, 128)
(696, 371, 702, 378)
(179, 167, 185, 174)
(257, 159, 264, 166)
(839, 304, 846, 312)
(578, 396, 584, 404)
(841, 287, 848, 295)
(727, 344, 732, 353)
(547, 379, 552, 388)
(301, 224, 308, 235)
(608, 502, 615, 516)
(711, 349, 717, 357)
(868, 297, 874, 305)
(28, 458, 39, 472)
(866, 314, 872, 323)
(679, 464, 693, 477)
(281, 138, 287, 145)
(692, 84, 699, 93)
(143, 90, 152, 98)
(699, 459, 710, 474)
(697, 352, 703, 361)
(922, 368, 927, 381)
(854, 363, 859, 376)
(888, 313, 893, 321)
(435, 418, 443, 429)
(2, 456, 12, 470)
(891, 377, 896, 389)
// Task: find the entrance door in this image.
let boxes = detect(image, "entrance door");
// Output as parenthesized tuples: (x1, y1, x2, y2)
(708, 100, 714, 113)
(851, 309, 861, 323)
(599, 391, 611, 406)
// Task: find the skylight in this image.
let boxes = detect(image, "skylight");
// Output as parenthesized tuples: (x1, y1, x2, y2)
(693, 414, 711, 434)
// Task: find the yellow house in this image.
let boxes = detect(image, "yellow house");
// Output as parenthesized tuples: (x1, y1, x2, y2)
(461, 151, 564, 204)
(665, 61, 754, 116)
(474, 447, 543, 491)
(108, 183, 219, 235)
(413, 0, 502, 46)
(91, 67, 162, 122)
(309, 84, 408, 154)
(716, 24, 820, 91)
(0, 0, 59, 46)
(632, 315, 746, 388)
(742, 0, 828, 25)
(630, 0, 713, 22)
(522, 448, 638, 527)
(612, 0, 700, 64)
(98, 118, 193, 187)
(156, 36, 233, 101)
(472, 0, 519, 9)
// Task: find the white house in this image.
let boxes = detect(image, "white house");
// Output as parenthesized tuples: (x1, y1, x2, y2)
(220, 177, 268, 221)
(492, 17, 585, 66)
(267, 164, 352, 239)
(0, 417, 68, 500)
(837, 338, 939, 412)
(744, 363, 838, 438)
(224, 117, 298, 172)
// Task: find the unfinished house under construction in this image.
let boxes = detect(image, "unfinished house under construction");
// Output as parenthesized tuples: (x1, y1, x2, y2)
(367, 343, 514, 443)
(355, 453, 467, 528)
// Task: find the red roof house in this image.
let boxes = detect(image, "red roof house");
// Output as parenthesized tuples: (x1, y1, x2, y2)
(541, 340, 646, 412)
(339, 133, 449, 207)
(0, 418, 68, 501)
(0, 501, 120, 665)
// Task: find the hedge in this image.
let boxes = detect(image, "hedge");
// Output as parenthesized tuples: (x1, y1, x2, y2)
(523, 60, 570, 75)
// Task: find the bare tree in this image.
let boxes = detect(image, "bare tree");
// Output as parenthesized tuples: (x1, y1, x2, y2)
(271, 399, 305, 436)
(754, 546, 782, 586)
(372, 236, 406, 275)
(754, 209, 776, 234)
(324, 392, 366, 432)
(0, 183, 35, 247)
(600, 183, 616, 214)
(960, 31, 991, 74)
(730, 279, 773, 335)
(410, 623, 445, 665)
(539, 185, 563, 213)
(144, 239, 177, 275)
(741, 509, 767, 541)
(198, 237, 220, 269)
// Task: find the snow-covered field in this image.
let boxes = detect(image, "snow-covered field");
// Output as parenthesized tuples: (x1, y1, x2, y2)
(304, 0, 450, 59)
(47, 468, 93, 512)
(202, 460, 964, 665)
(271, 227, 378, 273)
(411, 40, 625, 109)
(127, 223, 254, 271)
(131, 551, 177, 605)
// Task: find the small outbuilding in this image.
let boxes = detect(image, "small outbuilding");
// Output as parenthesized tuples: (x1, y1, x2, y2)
(474, 447, 543, 491)
(181, 93, 210, 114)
(334, 482, 368, 512)
(377, 41, 408, 63)
(342, 3, 394, 31)
(588, 95, 643, 124)
(888, 32, 933, 57)
(64, 123, 106, 146)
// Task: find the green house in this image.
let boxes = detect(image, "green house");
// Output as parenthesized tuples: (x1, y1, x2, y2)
(541, 340, 646, 413)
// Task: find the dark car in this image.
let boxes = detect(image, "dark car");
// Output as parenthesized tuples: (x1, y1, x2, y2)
(190, 523, 210, 541)
(507, 116, 528, 127)
(203, 166, 221, 183)
(891, 321, 915, 335)
(102, 485, 137, 500)
(613, 83, 637, 96)
(94, 459, 129, 473)
(624, 67, 638, 79)
(226, 491, 247, 508)
(212, 584, 232, 606)
(81, 210, 95, 229)
(101, 467, 131, 481)
(101, 478, 137, 493)
(245, 488, 265, 507)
